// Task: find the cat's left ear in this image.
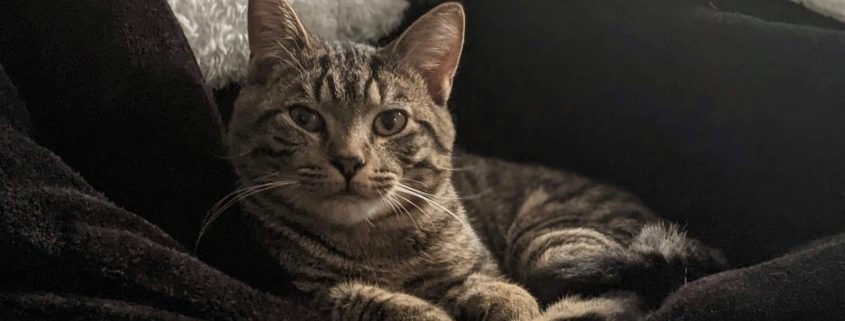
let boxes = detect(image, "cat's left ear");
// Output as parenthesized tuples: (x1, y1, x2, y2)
(381, 3, 465, 106)
(248, 0, 312, 62)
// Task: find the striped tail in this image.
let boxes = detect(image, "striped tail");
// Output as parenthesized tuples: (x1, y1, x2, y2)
(524, 223, 728, 308)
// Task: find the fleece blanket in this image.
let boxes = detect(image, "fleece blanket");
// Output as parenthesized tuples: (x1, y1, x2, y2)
(0, 63, 319, 320)
(2, 0, 845, 320)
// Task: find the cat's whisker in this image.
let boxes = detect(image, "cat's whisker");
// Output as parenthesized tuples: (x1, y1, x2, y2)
(399, 177, 426, 185)
(246, 172, 292, 185)
(203, 178, 286, 221)
(391, 193, 420, 231)
(363, 217, 376, 228)
(399, 179, 487, 203)
(195, 180, 297, 253)
(405, 179, 490, 201)
(199, 181, 295, 244)
(397, 180, 462, 201)
(394, 185, 466, 228)
(383, 193, 408, 226)
(201, 181, 278, 227)
(202, 182, 288, 236)
(378, 190, 401, 222)
(392, 192, 432, 221)
(386, 195, 408, 226)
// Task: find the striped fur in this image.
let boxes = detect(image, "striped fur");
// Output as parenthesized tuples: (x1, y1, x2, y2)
(451, 154, 728, 309)
(227, 1, 727, 320)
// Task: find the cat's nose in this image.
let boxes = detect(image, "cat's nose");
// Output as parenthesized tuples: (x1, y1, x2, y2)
(331, 156, 365, 180)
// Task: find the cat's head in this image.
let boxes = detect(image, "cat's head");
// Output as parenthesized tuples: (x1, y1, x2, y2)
(227, 0, 465, 227)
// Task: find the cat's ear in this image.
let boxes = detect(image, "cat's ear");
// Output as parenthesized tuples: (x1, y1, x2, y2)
(247, 0, 312, 62)
(382, 3, 465, 106)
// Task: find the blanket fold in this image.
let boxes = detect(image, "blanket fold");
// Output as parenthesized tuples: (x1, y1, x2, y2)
(0, 68, 320, 321)
(648, 234, 845, 320)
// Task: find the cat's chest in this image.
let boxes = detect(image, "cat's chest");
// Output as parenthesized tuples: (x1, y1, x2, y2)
(259, 218, 491, 289)
(273, 235, 459, 292)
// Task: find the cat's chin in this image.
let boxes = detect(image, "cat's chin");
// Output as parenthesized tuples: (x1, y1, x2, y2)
(308, 195, 391, 227)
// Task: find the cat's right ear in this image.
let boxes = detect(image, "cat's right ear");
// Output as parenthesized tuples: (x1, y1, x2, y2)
(247, 0, 312, 62)
(381, 3, 465, 106)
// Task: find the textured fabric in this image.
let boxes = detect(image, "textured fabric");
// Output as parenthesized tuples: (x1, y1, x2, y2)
(0, 0, 234, 248)
(0, 64, 322, 320)
(647, 233, 845, 321)
(0, 64, 29, 135)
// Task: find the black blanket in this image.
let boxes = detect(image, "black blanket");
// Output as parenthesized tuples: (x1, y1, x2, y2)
(2, 0, 845, 319)
(0, 64, 320, 320)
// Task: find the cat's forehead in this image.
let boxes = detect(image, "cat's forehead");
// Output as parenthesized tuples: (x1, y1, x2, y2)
(318, 41, 377, 59)
(308, 41, 378, 75)
(294, 41, 404, 113)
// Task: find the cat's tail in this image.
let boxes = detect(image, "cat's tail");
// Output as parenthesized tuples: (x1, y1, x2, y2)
(525, 223, 728, 308)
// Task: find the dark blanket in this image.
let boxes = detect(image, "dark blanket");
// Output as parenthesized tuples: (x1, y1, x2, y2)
(2, 0, 845, 320)
(649, 234, 845, 321)
(0, 66, 320, 320)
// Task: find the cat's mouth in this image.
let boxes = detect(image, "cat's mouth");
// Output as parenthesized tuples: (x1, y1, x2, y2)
(326, 179, 389, 201)
(330, 191, 370, 200)
(309, 192, 392, 226)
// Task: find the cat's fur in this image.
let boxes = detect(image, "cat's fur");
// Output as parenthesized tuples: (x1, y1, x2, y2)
(226, 1, 727, 320)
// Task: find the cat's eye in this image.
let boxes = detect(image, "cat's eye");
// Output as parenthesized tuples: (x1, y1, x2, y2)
(373, 110, 408, 136)
(289, 105, 324, 132)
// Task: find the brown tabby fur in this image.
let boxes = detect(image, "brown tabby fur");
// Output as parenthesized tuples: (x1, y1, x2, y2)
(225, 1, 727, 320)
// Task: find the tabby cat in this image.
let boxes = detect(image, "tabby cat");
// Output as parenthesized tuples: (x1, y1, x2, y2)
(224, 1, 727, 320)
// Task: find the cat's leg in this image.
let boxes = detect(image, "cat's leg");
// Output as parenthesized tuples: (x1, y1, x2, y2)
(437, 273, 541, 321)
(327, 281, 453, 321)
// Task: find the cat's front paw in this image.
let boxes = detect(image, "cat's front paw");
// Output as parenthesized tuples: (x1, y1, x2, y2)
(444, 274, 541, 321)
(329, 282, 453, 321)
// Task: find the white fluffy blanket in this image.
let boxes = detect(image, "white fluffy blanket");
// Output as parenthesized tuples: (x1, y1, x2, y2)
(791, 0, 845, 23)
(166, 0, 409, 88)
